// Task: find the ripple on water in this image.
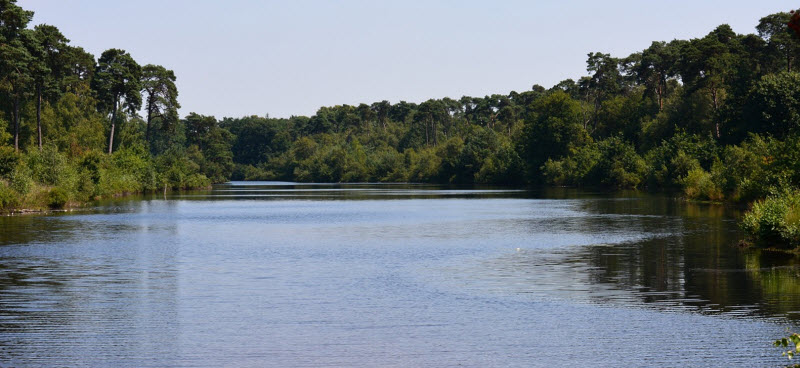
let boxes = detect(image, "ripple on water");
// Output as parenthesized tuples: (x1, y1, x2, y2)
(0, 183, 795, 367)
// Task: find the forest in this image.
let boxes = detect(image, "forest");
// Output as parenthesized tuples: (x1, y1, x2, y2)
(1, 1, 800, 247)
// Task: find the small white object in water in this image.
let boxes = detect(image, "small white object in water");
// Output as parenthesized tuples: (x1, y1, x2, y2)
(516, 247, 521, 252)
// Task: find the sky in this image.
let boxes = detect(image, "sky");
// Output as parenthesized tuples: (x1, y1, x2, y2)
(18, 0, 800, 119)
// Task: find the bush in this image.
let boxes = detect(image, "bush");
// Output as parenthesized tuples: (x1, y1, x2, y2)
(9, 165, 33, 195)
(26, 145, 68, 186)
(542, 136, 645, 189)
(711, 136, 768, 201)
(541, 144, 600, 186)
(184, 173, 211, 189)
(741, 189, 800, 249)
(682, 168, 723, 201)
(47, 187, 69, 209)
(0, 145, 20, 178)
(644, 132, 717, 188)
(0, 182, 19, 210)
(591, 137, 646, 188)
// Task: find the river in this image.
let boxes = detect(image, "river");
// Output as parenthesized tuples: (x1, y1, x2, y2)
(0, 182, 798, 367)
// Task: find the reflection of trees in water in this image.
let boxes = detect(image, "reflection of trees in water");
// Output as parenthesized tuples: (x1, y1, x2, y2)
(0, 201, 182, 365)
(741, 250, 800, 319)
(571, 199, 800, 320)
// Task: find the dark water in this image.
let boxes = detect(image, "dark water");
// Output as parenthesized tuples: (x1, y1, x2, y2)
(1, 182, 799, 367)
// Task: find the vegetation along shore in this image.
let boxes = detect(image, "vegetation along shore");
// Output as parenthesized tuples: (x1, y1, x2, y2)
(1, 0, 800, 247)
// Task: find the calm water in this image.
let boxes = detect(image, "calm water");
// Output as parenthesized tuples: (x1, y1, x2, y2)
(1, 182, 799, 367)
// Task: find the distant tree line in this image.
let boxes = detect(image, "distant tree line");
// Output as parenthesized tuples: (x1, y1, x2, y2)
(222, 12, 800, 202)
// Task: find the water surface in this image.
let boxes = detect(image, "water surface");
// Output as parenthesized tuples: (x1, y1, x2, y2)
(0, 182, 798, 367)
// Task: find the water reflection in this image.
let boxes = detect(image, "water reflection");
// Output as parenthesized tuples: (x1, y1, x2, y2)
(0, 201, 181, 366)
(0, 182, 796, 366)
(441, 194, 800, 321)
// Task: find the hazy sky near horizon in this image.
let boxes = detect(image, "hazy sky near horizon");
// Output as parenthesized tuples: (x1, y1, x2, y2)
(18, 1, 799, 119)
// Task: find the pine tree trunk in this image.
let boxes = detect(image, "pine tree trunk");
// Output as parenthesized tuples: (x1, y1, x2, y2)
(425, 119, 429, 146)
(13, 97, 19, 152)
(146, 106, 152, 147)
(108, 99, 118, 154)
(711, 87, 720, 138)
(431, 116, 437, 146)
(37, 89, 42, 151)
(657, 83, 664, 111)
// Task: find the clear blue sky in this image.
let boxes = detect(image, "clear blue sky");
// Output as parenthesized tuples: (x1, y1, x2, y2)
(19, 0, 799, 119)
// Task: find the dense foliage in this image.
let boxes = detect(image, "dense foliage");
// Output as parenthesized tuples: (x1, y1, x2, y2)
(210, 14, 800, 201)
(3, 0, 800, 249)
(0, 0, 231, 211)
(742, 189, 800, 249)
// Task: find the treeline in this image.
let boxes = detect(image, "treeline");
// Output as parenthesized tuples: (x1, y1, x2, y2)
(0, 0, 232, 210)
(221, 12, 800, 204)
(3, 0, 800, 230)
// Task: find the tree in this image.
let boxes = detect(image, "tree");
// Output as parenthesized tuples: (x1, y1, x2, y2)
(758, 12, 800, 72)
(0, 0, 34, 151)
(223, 116, 290, 165)
(370, 100, 390, 131)
(678, 25, 739, 138)
(199, 127, 234, 183)
(141, 64, 179, 147)
(744, 71, 800, 138)
(184, 112, 217, 150)
(631, 41, 682, 111)
(580, 52, 626, 133)
(61, 46, 95, 95)
(91, 49, 141, 154)
(32, 24, 69, 150)
(519, 90, 590, 181)
(355, 103, 375, 134)
(756, 12, 800, 72)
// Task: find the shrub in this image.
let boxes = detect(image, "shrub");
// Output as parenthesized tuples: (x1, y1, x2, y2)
(0, 182, 19, 210)
(26, 145, 68, 186)
(0, 145, 20, 178)
(542, 143, 600, 186)
(682, 168, 723, 201)
(47, 187, 69, 209)
(591, 137, 647, 188)
(542, 136, 645, 189)
(184, 173, 212, 189)
(741, 190, 800, 249)
(369, 146, 404, 182)
(9, 165, 33, 195)
(644, 132, 717, 188)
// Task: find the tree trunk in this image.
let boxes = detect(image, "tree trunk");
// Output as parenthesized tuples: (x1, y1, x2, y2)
(108, 99, 119, 154)
(433, 117, 438, 146)
(13, 97, 19, 152)
(37, 88, 42, 151)
(145, 104, 152, 146)
(788, 54, 792, 73)
(711, 86, 720, 138)
(657, 82, 664, 111)
(424, 119, 429, 146)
